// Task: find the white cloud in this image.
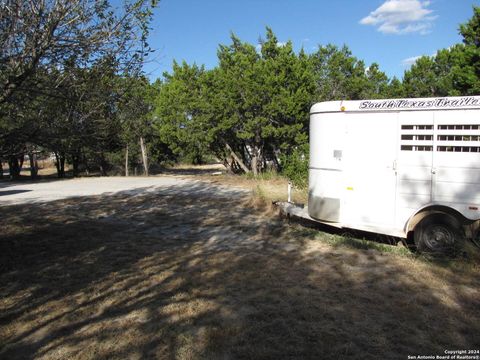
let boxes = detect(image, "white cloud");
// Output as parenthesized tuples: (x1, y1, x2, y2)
(360, 0, 437, 35)
(401, 55, 422, 66)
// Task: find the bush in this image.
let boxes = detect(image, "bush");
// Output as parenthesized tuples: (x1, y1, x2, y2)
(280, 144, 309, 188)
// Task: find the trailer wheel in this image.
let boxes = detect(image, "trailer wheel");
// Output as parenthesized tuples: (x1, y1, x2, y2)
(414, 214, 463, 256)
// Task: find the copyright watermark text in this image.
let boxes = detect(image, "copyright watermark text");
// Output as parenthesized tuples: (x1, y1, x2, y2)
(407, 350, 480, 360)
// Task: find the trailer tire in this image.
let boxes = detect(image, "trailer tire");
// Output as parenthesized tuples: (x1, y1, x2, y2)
(414, 214, 464, 256)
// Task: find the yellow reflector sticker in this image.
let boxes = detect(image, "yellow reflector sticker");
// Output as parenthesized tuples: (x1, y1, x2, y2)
(346, 187, 354, 191)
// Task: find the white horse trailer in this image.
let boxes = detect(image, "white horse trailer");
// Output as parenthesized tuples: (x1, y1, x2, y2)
(308, 96, 480, 254)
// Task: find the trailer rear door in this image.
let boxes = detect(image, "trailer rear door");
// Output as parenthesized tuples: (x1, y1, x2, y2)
(396, 111, 434, 226)
(342, 112, 397, 227)
(433, 110, 480, 219)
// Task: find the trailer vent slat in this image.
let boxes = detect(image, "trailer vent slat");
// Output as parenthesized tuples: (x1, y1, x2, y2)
(437, 146, 480, 152)
(400, 124, 434, 151)
(435, 123, 480, 152)
(401, 125, 433, 130)
(401, 135, 433, 141)
(438, 135, 480, 141)
(438, 124, 479, 130)
(401, 145, 433, 151)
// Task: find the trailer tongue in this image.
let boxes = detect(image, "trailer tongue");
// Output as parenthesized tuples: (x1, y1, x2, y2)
(275, 201, 404, 238)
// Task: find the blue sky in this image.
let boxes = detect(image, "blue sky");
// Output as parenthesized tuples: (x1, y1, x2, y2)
(143, 0, 479, 81)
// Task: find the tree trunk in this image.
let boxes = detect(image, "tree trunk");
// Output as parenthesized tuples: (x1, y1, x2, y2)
(8, 156, 21, 179)
(28, 152, 38, 179)
(83, 154, 90, 176)
(272, 148, 281, 172)
(251, 130, 263, 176)
(139, 136, 149, 176)
(125, 144, 129, 177)
(0, 161, 3, 179)
(250, 144, 263, 177)
(59, 157, 65, 178)
(54, 152, 65, 178)
(223, 158, 233, 174)
(251, 154, 258, 177)
(231, 158, 239, 172)
(18, 155, 24, 171)
(225, 143, 250, 173)
(54, 152, 60, 176)
(99, 155, 108, 176)
(71, 152, 80, 177)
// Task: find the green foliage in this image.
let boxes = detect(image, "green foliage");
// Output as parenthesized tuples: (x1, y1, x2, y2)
(363, 63, 390, 99)
(3, 5, 480, 181)
(152, 28, 315, 176)
(402, 47, 468, 97)
(152, 61, 211, 164)
(149, 5, 480, 181)
(280, 144, 309, 189)
(150, 6, 480, 180)
(403, 6, 480, 97)
(310, 44, 390, 101)
(0, 0, 158, 177)
(383, 77, 405, 98)
(403, 56, 439, 97)
(459, 6, 480, 47)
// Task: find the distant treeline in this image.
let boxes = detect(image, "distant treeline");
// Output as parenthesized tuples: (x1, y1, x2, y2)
(1, 2, 479, 185)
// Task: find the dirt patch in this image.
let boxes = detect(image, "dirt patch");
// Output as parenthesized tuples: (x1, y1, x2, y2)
(0, 177, 479, 359)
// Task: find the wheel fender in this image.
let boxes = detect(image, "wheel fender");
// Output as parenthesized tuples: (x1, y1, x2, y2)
(406, 205, 465, 235)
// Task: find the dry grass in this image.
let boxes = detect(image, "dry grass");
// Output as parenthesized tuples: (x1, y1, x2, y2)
(162, 163, 308, 204)
(1, 176, 479, 359)
(203, 174, 308, 206)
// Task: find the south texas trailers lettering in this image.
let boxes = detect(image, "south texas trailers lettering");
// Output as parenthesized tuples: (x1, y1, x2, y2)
(358, 97, 480, 111)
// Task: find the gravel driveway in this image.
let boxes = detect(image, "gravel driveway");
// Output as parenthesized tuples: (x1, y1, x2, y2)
(0, 176, 247, 206)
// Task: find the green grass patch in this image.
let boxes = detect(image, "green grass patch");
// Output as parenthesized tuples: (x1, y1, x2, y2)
(329, 235, 412, 256)
(289, 224, 411, 255)
(301, 226, 480, 267)
(296, 227, 414, 257)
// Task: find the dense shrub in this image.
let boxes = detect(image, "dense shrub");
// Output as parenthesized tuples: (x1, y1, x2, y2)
(280, 144, 309, 189)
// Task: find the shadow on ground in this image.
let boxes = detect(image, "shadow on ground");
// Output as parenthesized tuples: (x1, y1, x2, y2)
(158, 166, 225, 177)
(0, 189, 32, 197)
(0, 181, 479, 359)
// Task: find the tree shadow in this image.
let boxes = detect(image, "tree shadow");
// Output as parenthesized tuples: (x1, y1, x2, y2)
(0, 189, 32, 196)
(0, 176, 71, 190)
(157, 165, 226, 177)
(0, 181, 478, 359)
